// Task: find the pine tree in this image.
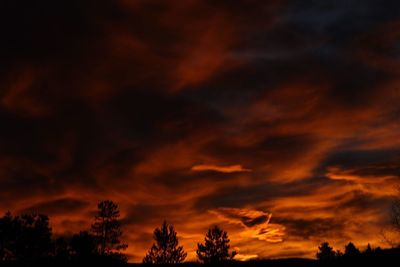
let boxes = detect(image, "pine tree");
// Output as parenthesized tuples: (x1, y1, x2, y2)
(344, 242, 360, 258)
(364, 243, 373, 254)
(91, 200, 127, 257)
(143, 220, 187, 264)
(197, 225, 235, 263)
(316, 242, 336, 261)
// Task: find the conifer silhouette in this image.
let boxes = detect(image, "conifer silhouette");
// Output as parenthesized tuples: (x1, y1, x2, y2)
(143, 220, 187, 264)
(316, 242, 336, 261)
(197, 225, 235, 263)
(91, 200, 127, 257)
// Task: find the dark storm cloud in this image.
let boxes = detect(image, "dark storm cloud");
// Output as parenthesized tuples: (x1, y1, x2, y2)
(19, 198, 89, 215)
(194, 177, 332, 210)
(323, 149, 400, 168)
(0, 0, 399, 262)
(0, 168, 61, 201)
(332, 190, 392, 216)
(268, 187, 394, 243)
(275, 217, 347, 240)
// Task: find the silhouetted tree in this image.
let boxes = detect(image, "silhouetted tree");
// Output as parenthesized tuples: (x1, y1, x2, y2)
(344, 242, 360, 258)
(0, 212, 14, 261)
(143, 220, 187, 264)
(380, 186, 400, 247)
(392, 187, 400, 233)
(53, 237, 70, 260)
(335, 249, 343, 258)
(197, 225, 236, 263)
(316, 242, 336, 261)
(0, 212, 53, 261)
(70, 231, 97, 259)
(91, 200, 127, 257)
(16, 213, 53, 261)
(364, 243, 373, 255)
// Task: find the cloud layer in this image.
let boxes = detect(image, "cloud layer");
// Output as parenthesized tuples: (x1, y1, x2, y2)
(1, 0, 399, 262)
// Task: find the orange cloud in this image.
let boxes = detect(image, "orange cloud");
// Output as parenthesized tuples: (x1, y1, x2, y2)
(210, 208, 285, 243)
(191, 164, 252, 173)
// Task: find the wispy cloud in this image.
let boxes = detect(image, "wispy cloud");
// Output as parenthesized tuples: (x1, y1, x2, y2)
(191, 164, 252, 173)
(210, 208, 285, 243)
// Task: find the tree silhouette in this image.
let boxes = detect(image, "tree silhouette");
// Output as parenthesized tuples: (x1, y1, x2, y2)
(143, 220, 187, 264)
(0, 212, 52, 261)
(91, 200, 127, 257)
(0, 212, 14, 261)
(196, 225, 235, 263)
(316, 242, 336, 261)
(70, 231, 97, 259)
(16, 213, 53, 261)
(53, 237, 70, 260)
(344, 242, 360, 258)
(381, 187, 400, 247)
(392, 187, 400, 232)
(364, 243, 373, 255)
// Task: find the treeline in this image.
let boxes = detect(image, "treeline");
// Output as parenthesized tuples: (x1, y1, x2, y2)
(1, 199, 400, 265)
(0, 200, 127, 264)
(315, 241, 400, 266)
(317, 241, 383, 260)
(0, 200, 236, 264)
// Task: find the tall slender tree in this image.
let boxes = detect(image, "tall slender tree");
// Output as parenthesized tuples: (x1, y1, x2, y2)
(143, 220, 187, 264)
(197, 225, 235, 263)
(91, 200, 127, 257)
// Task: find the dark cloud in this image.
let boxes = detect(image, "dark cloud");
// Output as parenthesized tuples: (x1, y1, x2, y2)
(275, 217, 347, 241)
(19, 198, 89, 215)
(194, 177, 332, 210)
(122, 203, 182, 226)
(323, 149, 400, 168)
(333, 190, 392, 217)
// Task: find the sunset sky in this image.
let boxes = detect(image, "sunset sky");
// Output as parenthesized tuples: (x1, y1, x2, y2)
(1, 0, 400, 262)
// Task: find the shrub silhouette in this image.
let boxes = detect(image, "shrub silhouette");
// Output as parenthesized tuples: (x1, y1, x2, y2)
(197, 225, 236, 263)
(143, 220, 187, 264)
(91, 200, 127, 258)
(316, 242, 336, 261)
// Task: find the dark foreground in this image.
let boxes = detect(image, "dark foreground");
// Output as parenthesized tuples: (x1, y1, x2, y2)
(1, 248, 400, 267)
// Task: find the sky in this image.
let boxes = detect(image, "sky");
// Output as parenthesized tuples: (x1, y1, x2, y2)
(1, 0, 400, 262)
